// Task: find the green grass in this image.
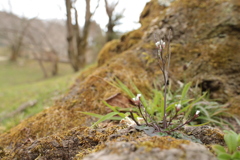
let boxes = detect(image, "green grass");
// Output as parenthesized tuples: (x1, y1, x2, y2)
(0, 58, 78, 133)
(0, 59, 74, 88)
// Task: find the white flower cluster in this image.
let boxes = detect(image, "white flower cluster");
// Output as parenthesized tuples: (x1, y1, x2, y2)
(155, 39, 166, 52)
(132, 94, 141, 101)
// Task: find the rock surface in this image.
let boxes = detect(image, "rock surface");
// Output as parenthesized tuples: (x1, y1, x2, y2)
(83, 141, 217, 160)
(1, 124, 218, 160)
(0, 0, 240, 159)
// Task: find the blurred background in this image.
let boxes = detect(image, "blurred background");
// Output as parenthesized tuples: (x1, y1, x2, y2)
(0, 0, 149, 132)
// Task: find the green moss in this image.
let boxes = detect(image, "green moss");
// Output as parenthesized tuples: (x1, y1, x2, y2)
(98, 29, 143, 67)
(139, 0, 165, 27)
(137, 136, 190, 150)
(75, 125, 129, 159)
(97, 39, 121, 66)
(1, 0, 239, 159)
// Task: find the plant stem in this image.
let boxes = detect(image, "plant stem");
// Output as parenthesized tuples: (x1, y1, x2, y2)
(138, 103, 149, 126)
(130, 111, 140, 126)
(168, 115, 198, 133)
(163, 72, 167, 129)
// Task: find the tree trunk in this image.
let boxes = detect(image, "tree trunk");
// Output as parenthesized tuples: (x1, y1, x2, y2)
(104, 0, 121, 42)
(9, 45, 20, 62)
(76, 0, 91, 69)
(47, 50, 59, 76)
(9, 22, 27, 62)
(106, 19, 114, 42)
(32, 51, 48, 78)
(65, 0, 99, 72)
(65, 0, 79, 72)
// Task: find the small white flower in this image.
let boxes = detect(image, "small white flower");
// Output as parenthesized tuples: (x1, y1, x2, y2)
(155, 40, 166, 52)
(196, 110, 200, 115)
(175, 104, 181, 110)
(132, 94, 141, 101)
(155, 41, 161, 48)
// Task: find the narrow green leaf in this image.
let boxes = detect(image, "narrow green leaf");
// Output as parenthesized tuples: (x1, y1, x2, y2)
(237, 135, 240, 147)
(91, 112, 120, 127)
(220, 120, 234, 130)
(181, 92, 207, 114)
(181, 92, 207, 121)
(103, 101, 126, 118)
(190, 121, 210, 126)
(197, 106, 210, 118)
(80, 111, 122, 121)
(181, 82, 192, 102)
(153, 89, 161, 108)
(159, 93, 164, 118)
(115, 78, 135, 98)
(80, 112, 104, 119)
(166, 99, 193, 112)
(131, 81, 148, 107)
(197, 117, 223, 125)
(233, 116, 240, 126)
(103, 101, 118, 112)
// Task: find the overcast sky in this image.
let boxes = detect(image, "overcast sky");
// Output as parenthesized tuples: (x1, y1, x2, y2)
(0, 0, 150, 32)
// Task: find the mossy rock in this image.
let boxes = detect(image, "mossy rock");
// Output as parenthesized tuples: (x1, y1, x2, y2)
(83, 127, 217, 160)
(2, 124, 218, 160)
(98, 29, 144, 66)
(0, 0, 240, 159)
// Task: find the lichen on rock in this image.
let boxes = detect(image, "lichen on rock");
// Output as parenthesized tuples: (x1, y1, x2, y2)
(0, 0, 240, 159)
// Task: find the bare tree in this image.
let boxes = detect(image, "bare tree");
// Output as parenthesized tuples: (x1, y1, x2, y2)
(65, 0, 99, 72)
(9, 19, 29, 61)
(104, 0, 124, 42)
(29, 21, 60, 76)
(1, 0, 67, 77)
(0, 5, 66, 77)
(0, 12, 32, 62)
(0, 0, 31, 62)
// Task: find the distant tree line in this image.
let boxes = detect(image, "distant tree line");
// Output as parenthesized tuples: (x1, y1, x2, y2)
(0, 0, 123, 76)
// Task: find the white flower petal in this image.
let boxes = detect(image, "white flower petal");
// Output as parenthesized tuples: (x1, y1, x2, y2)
(196, 110, 200, 115)
(155, 41, 161, 47)
(175, 104, 181, 109)
(136, 94, 141, 100)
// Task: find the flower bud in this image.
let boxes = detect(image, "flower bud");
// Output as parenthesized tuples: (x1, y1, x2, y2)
(196, 110, 200, 115)
(175, 104, 181, 111)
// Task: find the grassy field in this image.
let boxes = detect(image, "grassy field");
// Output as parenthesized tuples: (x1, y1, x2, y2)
(0, 58, 78, 133)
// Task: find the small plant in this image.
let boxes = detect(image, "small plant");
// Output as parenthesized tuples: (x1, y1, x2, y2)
(81, 30, 237, 137)
(126, 82, 202, 134)
(121, 29, 201, 134)
(212, 130, 240, 160)
(82, 30, 203, 133)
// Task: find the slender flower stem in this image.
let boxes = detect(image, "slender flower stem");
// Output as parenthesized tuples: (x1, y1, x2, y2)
(167, 111, 178, 127)
(163, 72, 168, 129)
(137, 103, 149, 126)
(167, 114, 199, 133)
(129, 111, 140, 126)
